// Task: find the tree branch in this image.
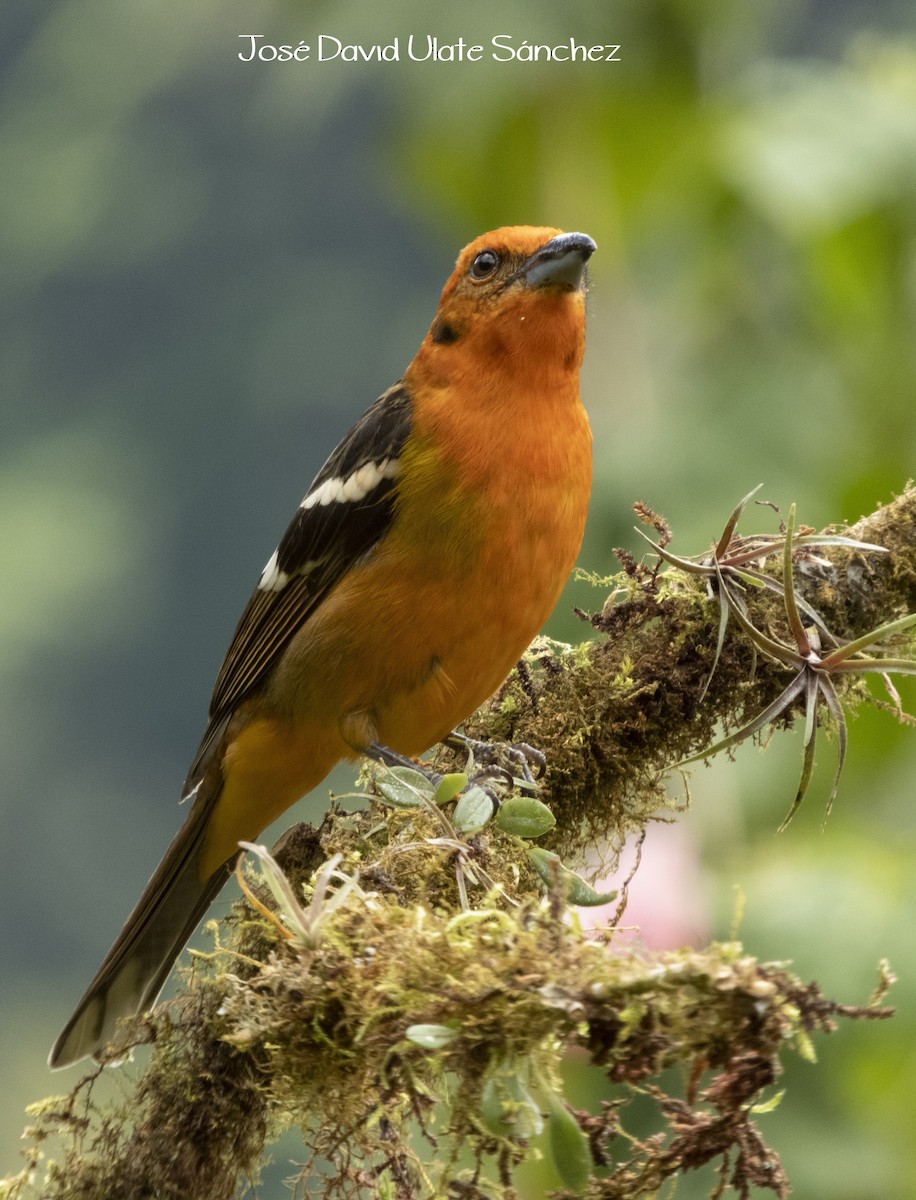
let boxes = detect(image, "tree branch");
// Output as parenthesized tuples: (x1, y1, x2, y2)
(4, 485, 911, 1200)
(452, 482, 916, 855)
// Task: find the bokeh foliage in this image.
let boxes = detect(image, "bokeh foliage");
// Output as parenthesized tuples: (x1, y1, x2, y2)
(2, 0, 915, 1193)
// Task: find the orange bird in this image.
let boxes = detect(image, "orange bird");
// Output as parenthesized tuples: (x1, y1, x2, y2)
(50, 226, 595, 1068)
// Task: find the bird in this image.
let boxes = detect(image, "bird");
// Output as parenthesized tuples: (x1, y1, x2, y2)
(49, 225, 596, 1068)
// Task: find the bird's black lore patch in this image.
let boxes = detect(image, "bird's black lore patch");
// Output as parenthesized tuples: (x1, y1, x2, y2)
(431, 318, 460, 345)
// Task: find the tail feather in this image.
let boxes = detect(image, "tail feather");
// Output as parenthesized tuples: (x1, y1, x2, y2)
(49, 782, 235, 1069)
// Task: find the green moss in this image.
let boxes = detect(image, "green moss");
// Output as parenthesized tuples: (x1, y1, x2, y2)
(5, 812, 893, 1200)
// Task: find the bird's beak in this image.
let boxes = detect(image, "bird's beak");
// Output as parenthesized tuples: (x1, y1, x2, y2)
(523, 232, 596, 290)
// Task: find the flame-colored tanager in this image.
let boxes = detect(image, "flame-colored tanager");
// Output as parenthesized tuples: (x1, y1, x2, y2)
(50, 225, 596, 1068)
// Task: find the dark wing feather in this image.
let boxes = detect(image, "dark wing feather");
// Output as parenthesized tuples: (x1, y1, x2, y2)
(184, 383, 413, 790)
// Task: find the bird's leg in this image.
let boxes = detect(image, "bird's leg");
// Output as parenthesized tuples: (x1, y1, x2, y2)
(364, 740, 515, 809)
(442, 732, 546, 791)
(365, 741, 443, 787)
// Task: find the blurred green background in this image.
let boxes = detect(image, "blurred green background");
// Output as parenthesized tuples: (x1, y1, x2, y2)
(2, 0, 915, 1194)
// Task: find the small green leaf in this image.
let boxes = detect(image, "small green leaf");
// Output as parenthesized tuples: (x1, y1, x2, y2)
(680, 668, 808, 768)
(527, 847, 561, 882)
(546, 1090, 593, 1193)
(633, 525, 709, 574)
(816, 672, 848, 825)
(778, 669, 819, 832)
(715, 483, 764, 557)
(528, 848, 617, 906)
(495, 796, 556, 839)
(405, 1024, 457, 1050)
(782, 503, 811, 656)
(795, 1028, 817, 1062)
(561, 876, 617, 907)
(375, 766, 434, 807)
(452, 785, 495, 833)
(821, 610, 916, 666)
(480, 1076, 507, 1135)
(698, 575, 731, 703)
(432, 772, 469, 806)
(480, 1069, 543, 1139)
(377, 1175, 395, 1200)
(751, 1088, 786, 1114)
(504, 1074, 543, 1139)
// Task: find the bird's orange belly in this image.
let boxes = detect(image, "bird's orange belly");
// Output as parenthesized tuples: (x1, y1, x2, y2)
(268, 483, 585, 757)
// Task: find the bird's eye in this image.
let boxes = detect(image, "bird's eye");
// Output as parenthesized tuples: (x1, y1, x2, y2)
(469, 250, 500, 279)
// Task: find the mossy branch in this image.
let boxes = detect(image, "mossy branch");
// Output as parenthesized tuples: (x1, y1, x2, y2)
(452, 481, 916, 857)
(3, 485, 912, 1200)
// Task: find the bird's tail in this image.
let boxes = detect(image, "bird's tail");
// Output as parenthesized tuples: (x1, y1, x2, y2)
(49, 781, 235, 1069)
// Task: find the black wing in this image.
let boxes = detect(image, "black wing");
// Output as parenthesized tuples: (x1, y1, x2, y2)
(184, 383, 413, 790)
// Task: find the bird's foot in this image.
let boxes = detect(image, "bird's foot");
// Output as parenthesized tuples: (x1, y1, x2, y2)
(442, 732, 546, 792)
(365, 736, 546, 817)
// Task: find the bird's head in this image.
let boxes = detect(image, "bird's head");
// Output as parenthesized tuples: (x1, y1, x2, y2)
(416, 226, 596, 382)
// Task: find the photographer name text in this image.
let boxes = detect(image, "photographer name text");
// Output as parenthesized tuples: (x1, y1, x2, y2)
(238, 34, 622, 64)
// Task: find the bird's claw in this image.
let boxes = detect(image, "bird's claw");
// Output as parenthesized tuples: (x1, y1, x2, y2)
(506, 742, 547, 782)
(443, 733, 546, 791)
(470, 762, 516, 789)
